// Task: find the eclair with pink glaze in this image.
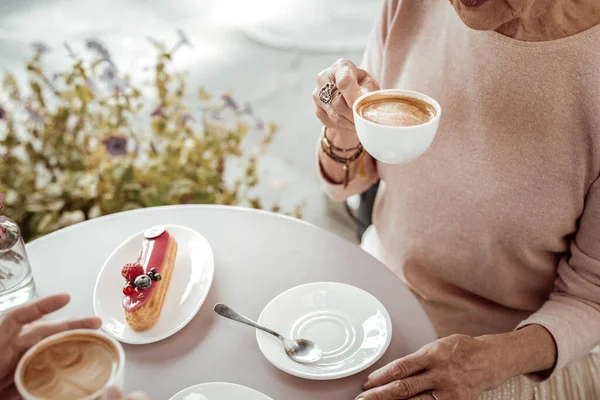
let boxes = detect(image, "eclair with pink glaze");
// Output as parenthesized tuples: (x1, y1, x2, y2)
(120, 226, 178, 331)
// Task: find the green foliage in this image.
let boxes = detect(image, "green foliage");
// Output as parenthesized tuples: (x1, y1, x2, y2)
(0, 36, 301, 241)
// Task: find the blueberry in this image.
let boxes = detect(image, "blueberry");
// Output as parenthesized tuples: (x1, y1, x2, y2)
(134, 274, 152, 290)
(154, 274, 162, 281)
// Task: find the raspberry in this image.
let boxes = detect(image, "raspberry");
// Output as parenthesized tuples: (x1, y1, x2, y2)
(123, 284, 134, 296)
(121, 263, 144, 283)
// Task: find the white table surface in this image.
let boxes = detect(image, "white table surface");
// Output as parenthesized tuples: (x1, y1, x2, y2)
(27, 205, 437, 399)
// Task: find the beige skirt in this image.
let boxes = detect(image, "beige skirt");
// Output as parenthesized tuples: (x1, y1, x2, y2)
(478, 351, 600, 400)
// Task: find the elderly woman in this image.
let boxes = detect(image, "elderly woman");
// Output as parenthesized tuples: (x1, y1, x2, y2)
(315, 0, 600, 399)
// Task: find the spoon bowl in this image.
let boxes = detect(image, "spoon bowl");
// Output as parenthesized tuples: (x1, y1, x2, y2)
(282, 338, 323, 363)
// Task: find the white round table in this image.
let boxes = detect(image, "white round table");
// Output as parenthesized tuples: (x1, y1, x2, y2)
(27, 205, 436, 399)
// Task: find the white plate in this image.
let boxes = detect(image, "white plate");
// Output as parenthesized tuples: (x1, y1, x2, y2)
(93, 225, 214, 344)
(257, 282, 392, 380)
(169, 382, 273, 400)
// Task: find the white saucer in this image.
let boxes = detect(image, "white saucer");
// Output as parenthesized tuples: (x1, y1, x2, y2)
(256, 282, 392, 380)
(169, 382, 273, 400)
(93, 225, 214, 344)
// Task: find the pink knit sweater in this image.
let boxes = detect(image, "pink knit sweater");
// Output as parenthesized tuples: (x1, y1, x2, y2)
(320, 0, 600, 373)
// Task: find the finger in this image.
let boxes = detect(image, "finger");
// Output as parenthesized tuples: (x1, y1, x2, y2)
(314, 101, 355, 131)
(10, 294, 71, 325)
(315, 67, 355, 122)
(313, 87, 354, 130)
(358, 73, 380, 93)
(334, 61, 364, 109)
(364, 351, 431, 390)
(106, 387, 123, 400)
(329, 90, 354, 122)
(0, 294, 71, 342)
(18, 317, 102, 351)
(357, 373, 437, 400)
(127, 391, 150, 400)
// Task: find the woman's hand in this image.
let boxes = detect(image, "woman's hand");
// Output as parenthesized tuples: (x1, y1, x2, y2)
(356, 326, 557, 400)
(357, 335, 498, 400)
(313, 58, 379, 138)
(0, 294, 102, 399)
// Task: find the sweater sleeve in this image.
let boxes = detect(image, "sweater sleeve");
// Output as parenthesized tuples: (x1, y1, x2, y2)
(318, 1, 399, 201)
(517, 176, 600, 380)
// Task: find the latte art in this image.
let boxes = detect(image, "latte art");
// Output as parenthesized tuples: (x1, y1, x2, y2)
(21, 335, 119, 400)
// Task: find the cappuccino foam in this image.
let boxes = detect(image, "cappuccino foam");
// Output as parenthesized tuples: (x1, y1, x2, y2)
(20, 334, 119, 400)
(358, 95, 435, 127)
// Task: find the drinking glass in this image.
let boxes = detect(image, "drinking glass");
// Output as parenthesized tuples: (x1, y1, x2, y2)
(0, 216, 37, 313)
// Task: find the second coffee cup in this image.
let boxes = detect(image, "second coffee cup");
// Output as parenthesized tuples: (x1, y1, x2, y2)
(15, 329, 125, 400)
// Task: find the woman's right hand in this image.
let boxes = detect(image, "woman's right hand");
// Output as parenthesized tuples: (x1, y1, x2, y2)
(313, 58, 379, 140)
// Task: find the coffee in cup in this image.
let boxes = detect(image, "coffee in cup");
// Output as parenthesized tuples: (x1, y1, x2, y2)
(15, 329, 125, 400)
(353, 89, 441, 164)
(356, 94, 437, 127)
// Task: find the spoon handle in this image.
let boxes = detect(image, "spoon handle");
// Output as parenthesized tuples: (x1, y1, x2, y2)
(213, 303, 284, 340)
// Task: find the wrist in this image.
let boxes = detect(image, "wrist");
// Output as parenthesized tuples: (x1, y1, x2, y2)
(478, 325, 557, 384)
(323, 127, 360, 149)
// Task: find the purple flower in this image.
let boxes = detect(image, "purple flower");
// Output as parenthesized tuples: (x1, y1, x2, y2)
(0, 193, 3, 209)
(222, 95, 239, 111)
(25, 106, 44, 124)
(256, 119, 264, 130)
(85, 38, 111, 61)
(176, 29, 192, 48)
(151, 105, 166, 118)
(181, 113, 196, 125)
(31, 42, 50, 55)
(100, 65, 117, 81)
(0, 106, 5, 120)
(242, 102, 254, 115)
(103, 136, 128, 156)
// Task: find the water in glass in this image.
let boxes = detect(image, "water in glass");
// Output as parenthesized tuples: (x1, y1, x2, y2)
(0, 217, 37, 313)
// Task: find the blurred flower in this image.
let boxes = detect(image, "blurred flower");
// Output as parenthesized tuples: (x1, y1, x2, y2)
(151, 105, 166, 118)
(100, 65, 117, 81)
(31, 42, 50, 55)
(25, 106, 44, 124)
(103, 136, 128, 156)
(86, 78, 97, 94)
(181, 113, 196, 125)
(176, 29, 193, 48)
(0, 193, 3, 209)
(85, 38, 111, 61)
(243, 102, 254, 115)
(222, 95, 239, 111)
(256, 119, 264, 130)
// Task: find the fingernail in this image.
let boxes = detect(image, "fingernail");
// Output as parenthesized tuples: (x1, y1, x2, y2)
(363, 380, 372, 390)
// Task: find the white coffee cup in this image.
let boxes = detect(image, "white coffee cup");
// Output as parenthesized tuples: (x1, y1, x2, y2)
(352, 89, 442, 164)
(15, 329, 125, 400)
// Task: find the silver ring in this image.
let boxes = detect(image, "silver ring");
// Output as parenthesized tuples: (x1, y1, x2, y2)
(319, 82, 335, 104)
(428, 391, 440, 400)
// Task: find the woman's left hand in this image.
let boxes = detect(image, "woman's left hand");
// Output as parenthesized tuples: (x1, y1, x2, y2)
(356, 334, 502, 400)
